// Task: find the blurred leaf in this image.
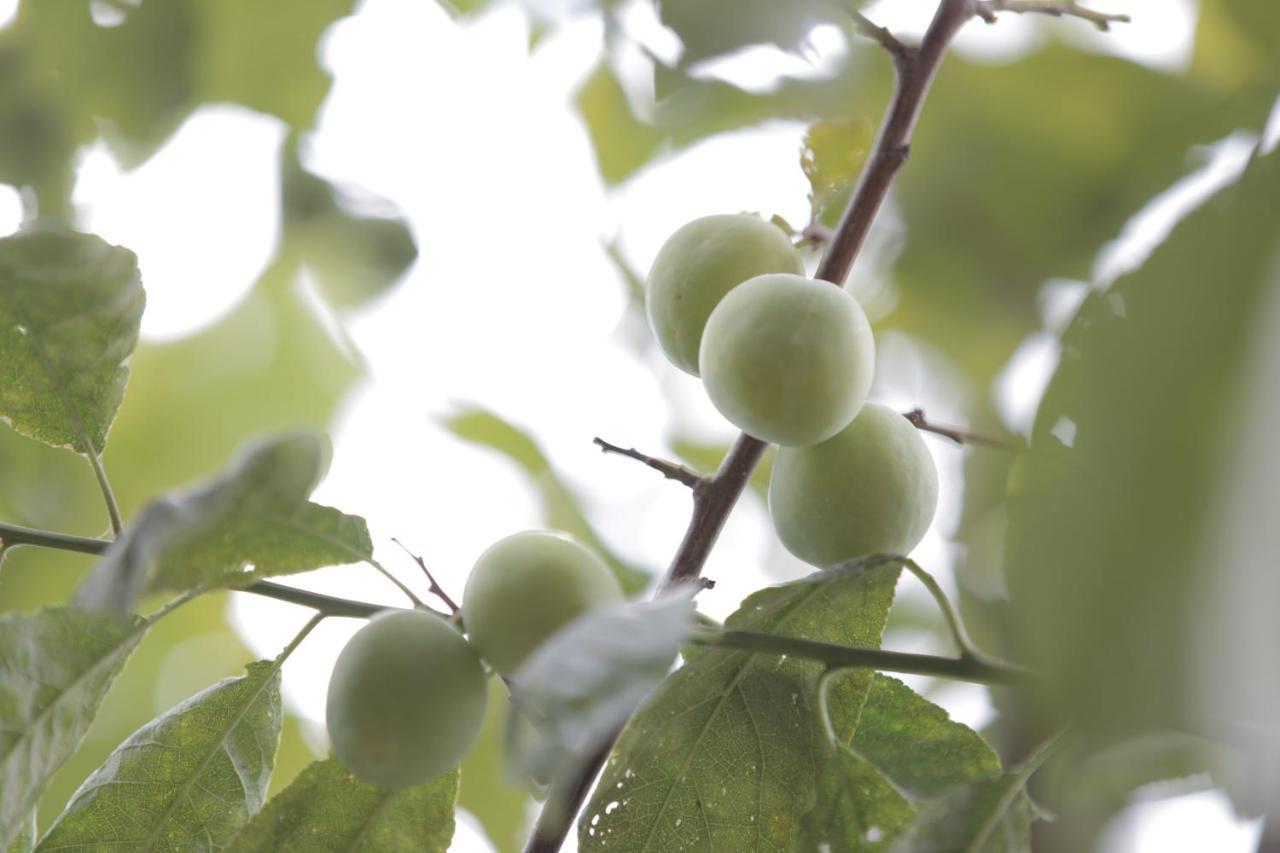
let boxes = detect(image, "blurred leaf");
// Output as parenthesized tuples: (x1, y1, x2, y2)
(798, 743, 914, 853)
(1006, 149, 1280, 741)
(77, 432, 370, 612)
(579, 558, 900, 851)
(889, 772, 1033, 853)
(5, 813, 33, 853)
(36, 658, 283, 851)
(458, 683, 531, 853)
(509, 589, 696, 784)
(0, 227, 143, 455)
(282, 142, 418, 309)
(802, 117, 875, 229)
(0, 607, 149, 850)
(575, 63, 665, 186)
(671, 438, 774, 496)
(227, 758, 458, 852)
(659, 0, 841, 66)
(443, 407, 651, 595)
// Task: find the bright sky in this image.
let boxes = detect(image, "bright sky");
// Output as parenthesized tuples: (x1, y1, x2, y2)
(50, 0, 1267, 849)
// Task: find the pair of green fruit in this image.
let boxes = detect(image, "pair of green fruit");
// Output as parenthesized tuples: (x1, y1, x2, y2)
(647, 214, 939, 567)
(325, 530, 621, 790)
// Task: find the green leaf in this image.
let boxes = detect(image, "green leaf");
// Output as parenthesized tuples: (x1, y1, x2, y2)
(1006, 149, 1280, 740)
(226, 758, 458, 852)
(77, 432, 371, 612)
(458, 683, 531, 853)
(442, 407, 651, 595)
(852, 675, 1002, 799)
(0, 227, 144, 455)
(36, 658, 284, 852)
(509, 590, 696, 783)
(6, 813, 34, 853)
(658, 0, 841, 66)
(795, 675, 1004, 852)
(802, 118, 875, 229)
(579, 558, 900, 852)
(888, 773, 1033, 853)
(0, 607, 149, 850)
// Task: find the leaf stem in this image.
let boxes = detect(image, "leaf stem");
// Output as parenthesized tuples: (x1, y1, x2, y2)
(84, 453, 125, 537)
(966, 728, 1066, 853)
(0, 521, 112, 555)
(692, 628, 1035, 687)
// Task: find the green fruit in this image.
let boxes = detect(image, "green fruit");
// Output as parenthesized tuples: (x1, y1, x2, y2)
(326, 609, 487, 789)
(768, 402, 938, 567)
(646, 214, 804, 375)
(699, 273, 875, 446)
(462, 530, 623, 674)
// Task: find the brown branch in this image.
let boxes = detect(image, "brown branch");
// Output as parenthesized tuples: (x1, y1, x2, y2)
(975, 0, 1130, 31)
(391, 537, 460, 615)
(904, 408, 1018, 449)
(845, 8, 914, 69)
(521, 4, 974, 851)
(592, 437, 704, 490)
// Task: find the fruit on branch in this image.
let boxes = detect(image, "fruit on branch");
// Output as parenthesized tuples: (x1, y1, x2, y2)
(326, 609, 487, 789)
(699, 273, 875, 446)
(646, 214, 804, 375)
(768, 402, 938, 566)
(462, 530, 622, 674)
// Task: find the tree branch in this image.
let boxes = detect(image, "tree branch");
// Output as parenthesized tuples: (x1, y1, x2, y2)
(522, 3, 974, 850)
(592, 437, 704, 490)
(845, 8, 914, 69)
(904, 408, 1017, 449)
(392, 537, 461, 614)
(974, 0, 1130, 31)
(695, 628, 1036, 687)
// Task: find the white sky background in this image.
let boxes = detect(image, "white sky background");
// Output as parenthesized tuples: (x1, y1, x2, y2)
(15, 0, 1263, 849)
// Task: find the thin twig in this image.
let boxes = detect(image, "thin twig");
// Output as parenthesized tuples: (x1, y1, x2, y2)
(0, 521, 112, 555)
(592, 437, 704, 490)
(974, 0, 1130, 31)
(845, 7, 914, 68)
(904, 408, 1017, 449)
(522, 4, 974, 851)
(392, 537, 460, 614)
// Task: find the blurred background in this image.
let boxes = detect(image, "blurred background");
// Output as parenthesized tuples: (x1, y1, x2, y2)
(0, 0, 1276, 850)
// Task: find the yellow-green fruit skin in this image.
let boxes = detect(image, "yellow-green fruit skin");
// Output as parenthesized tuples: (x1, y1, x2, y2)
(699, 273, 875, 447)
(768, 403, 938, 567)
(462, 531, 622, 674)
(326, 609, 487, 790)
(646, 214, 804, 375)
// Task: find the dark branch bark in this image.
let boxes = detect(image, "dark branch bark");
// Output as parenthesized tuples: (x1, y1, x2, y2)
(521, 4, 975, 850)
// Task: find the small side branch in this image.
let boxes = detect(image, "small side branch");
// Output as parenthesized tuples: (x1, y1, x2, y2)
(904, 408, 1017, 449)
(845, 7, 914, 68)
(392, 537, 460, 614)
(592, 437, 704, 490)
(974, 0, 1130, 31)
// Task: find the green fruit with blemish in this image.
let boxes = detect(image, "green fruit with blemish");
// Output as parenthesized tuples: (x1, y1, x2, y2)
(699, 272, 875, 447)
(326, 609, 487, 790)
(462, 530, 622, 674)
(646, 214, 804, 375)
(768, 402, 939, 567)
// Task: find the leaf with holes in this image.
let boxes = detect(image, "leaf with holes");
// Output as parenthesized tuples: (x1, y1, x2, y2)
(35, 658, 284, 851)
(76, 432, 371, 612)
(509, 589, 697, 784)
(226, 758, 458, 852)
(579, 557, 901, 852)
(0, 608, 151, 850)
(0, 227, 143, 455)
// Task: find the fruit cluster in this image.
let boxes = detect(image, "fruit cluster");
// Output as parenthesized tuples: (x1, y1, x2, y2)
(324, 213, 939, 792)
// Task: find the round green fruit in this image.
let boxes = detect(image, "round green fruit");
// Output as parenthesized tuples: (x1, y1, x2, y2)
(462, 530, 622, 674)
(326, 609, 487, 790)
(646, 214, 804, 375)
(699, 273, 875, 446)
(768, 402, 938, 567)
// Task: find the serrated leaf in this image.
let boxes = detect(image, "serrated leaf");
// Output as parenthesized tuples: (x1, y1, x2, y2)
(76, 432, 371, 612)
(442, 407, 650, 595)
(0, 608, 149, 850)
(888, 773, 1033, 853)
(0, 227, 144, 455)
(579, 558, 901, 852)
(36, 658, 284, 852)
(226, 758, 458, 852)
(796, 675, 1004, 852)
(509, 589, 697, 783)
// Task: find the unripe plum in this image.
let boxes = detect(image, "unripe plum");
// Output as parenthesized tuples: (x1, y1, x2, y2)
(462, 530, 622, 674)
(326, 609, 488, 790)
(768, 402, 938, 567)
(646, 214, 804, 375)
(699, 273, 875, 447)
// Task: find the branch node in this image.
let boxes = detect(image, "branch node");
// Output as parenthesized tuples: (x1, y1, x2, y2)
(592, 437, 704, 490)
